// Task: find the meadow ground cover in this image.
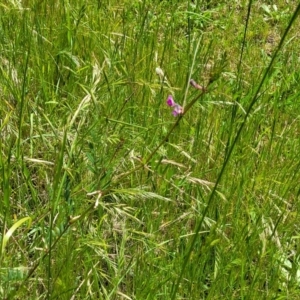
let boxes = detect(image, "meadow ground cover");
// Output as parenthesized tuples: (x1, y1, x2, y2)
(1, 0, 300, 299)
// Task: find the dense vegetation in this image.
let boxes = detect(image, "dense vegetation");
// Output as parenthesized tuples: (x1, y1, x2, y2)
(1, 0, 300, 298)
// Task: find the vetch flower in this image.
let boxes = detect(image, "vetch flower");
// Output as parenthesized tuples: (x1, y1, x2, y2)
(166, 95, 183, 116)
(190, 79, 206, 91)
(166, 95, 175, 107)
(172, 103, 184, 116)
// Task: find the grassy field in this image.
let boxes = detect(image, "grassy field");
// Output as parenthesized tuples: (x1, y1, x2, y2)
(1, 0, 300, 299)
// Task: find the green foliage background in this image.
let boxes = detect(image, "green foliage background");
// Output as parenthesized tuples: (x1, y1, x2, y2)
(0, 0, 300, 299)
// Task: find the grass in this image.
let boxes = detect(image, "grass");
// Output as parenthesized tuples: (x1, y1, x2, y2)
(1, 0, 300, 299)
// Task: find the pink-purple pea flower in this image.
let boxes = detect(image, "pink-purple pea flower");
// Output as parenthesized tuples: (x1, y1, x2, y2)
(166, 95, 183, 116)
(189, 79, 206, 91)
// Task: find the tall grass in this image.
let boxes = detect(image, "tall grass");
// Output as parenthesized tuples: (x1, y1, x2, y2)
(1, 0, 300, 299)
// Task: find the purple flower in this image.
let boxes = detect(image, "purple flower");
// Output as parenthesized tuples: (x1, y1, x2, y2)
(166, 95, 175, 107)
(172, 104, 183, 116)
(190, 79, 206, 91)
(166, 95, 183, 116)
